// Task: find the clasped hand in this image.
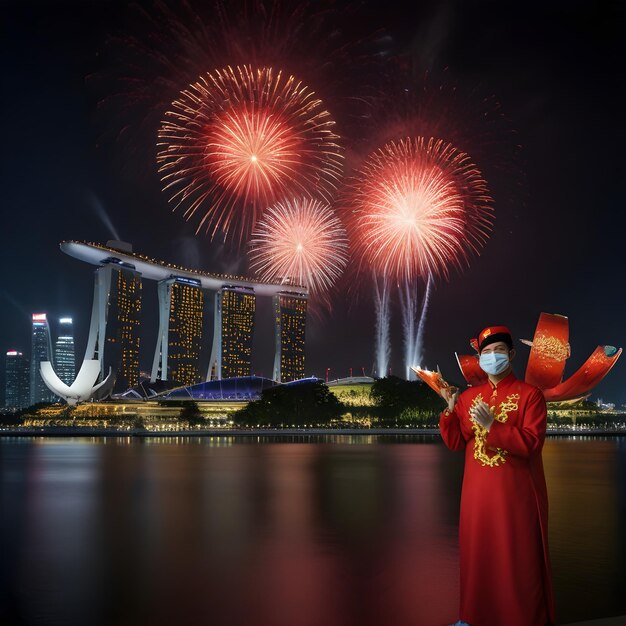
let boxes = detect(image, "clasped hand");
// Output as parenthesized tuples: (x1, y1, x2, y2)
(469, 401, 495, 431)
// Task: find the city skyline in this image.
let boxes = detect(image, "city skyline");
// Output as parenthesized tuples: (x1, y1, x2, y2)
(1, 0, 624, 402)
(3, 314, 77, 408)
(4, 239, 623, 408)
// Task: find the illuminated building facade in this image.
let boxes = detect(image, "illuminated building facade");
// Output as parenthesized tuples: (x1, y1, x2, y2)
(62, 241, 310, 387)
(208, 286, 256, 380)
(54, 317, 76, 385)
(273, 292, 307, 382)
(5, 351, 30, 409)
(85, 261, 142, 394)
(30, 313, 55, 405)
(151, 277, 204, 386)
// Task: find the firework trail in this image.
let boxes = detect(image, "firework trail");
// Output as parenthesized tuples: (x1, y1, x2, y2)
(158, 65, 343, 243)
(414, 274, 432, 368)
(399, 275, 432, 379)
(248, 197, 349, 304)
(347, 136, 492, 377)
(373, 273, 392, 377)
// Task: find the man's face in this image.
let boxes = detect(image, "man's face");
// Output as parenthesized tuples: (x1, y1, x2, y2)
(481, 340, 515, 361)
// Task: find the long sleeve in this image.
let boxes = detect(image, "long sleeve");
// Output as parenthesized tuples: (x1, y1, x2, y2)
(439, 396, 467, 451)
(486, 387, 546, 458)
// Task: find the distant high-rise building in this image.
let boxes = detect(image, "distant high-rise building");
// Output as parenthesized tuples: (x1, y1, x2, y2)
(54, 317, 76, 385)
(30, 313, 54, 405)
(273, 292, 307, 382)
(84, 262, 142, 394)
(151, 277, 204, 386)
(5, 350, 30, 409)
(208, 286, 256, 380)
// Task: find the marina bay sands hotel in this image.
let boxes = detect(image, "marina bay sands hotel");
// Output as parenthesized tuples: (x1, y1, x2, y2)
(61, 241, 307, 394)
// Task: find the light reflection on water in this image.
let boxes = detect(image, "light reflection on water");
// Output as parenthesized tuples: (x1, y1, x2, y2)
(0, 436, 624, 625)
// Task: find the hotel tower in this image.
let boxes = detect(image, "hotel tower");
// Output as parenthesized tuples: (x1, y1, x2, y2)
(151, 276, 204, 386)
(208, 286, 256, 380)
(273, 292, 307, 382)
(84, 259, 142, 394)
(61, 241, 308, 393)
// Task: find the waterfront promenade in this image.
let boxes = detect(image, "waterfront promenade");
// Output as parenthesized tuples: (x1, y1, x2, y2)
(1, 426, 625, 438)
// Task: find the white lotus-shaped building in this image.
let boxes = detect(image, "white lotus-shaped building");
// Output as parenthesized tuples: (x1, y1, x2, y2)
(40, 360, 113, 406)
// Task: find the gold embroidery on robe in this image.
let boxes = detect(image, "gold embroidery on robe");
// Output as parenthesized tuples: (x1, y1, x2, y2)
(471, 393, 520, 467)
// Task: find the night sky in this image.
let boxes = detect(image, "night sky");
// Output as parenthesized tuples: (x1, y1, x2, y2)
(1, 0, 624, 404)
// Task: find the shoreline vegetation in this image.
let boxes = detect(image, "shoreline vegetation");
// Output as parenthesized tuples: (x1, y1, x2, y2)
(2, 377, 624, 437)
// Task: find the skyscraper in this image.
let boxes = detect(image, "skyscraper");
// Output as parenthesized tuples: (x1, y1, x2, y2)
(273, 292, 307, 382)
(30, 313, 54, 405)
(84, 262, 142, 394)
(5, 351, 30, 409)
(208, 286, 256, 380)
(62, 240, 310, 389)
(151, 276, 204, 386)
(54, 317, 76, 385)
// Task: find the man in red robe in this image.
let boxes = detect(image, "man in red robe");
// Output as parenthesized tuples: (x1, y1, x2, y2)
(440, 325, 555, 626)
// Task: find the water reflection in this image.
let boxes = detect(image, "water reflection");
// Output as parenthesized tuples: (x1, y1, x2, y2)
(0, 437, 624, 625)
(543, 438, 626, 623)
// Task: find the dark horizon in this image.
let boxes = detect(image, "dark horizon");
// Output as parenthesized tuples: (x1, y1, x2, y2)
(1, 0, 624, 403)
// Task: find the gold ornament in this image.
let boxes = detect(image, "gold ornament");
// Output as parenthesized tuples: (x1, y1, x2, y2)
(470, 393, 520, 467)
(533, 333, 570, 363)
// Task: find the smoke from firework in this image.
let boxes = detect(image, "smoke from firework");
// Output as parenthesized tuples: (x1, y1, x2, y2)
(248, 197, 349, 302)
(158, 65, 343, 243)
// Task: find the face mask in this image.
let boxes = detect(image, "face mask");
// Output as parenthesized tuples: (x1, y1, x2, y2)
(479, 351, 510, 375)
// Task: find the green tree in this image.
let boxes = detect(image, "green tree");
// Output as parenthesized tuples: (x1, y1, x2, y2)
(548, 415, 573, 427)
(0, 412, 24, 427)
(370, 376, 443, 423)
(180, 401, 204, 426)
(131, 415, 145, 430)
(579, 400, 600, 413)
(235, 381, 344, 427)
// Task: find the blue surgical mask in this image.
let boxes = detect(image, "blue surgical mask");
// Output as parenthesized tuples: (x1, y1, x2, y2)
(479, 351, 510, 375)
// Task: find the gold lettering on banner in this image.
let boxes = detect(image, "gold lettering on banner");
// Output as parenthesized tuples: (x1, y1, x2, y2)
(533, 334, 570, 363)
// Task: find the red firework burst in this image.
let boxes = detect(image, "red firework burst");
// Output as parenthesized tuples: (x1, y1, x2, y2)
(158, 65, 343, 242)
(248, 197, 349, 300)
(346, 137, 493, 282)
